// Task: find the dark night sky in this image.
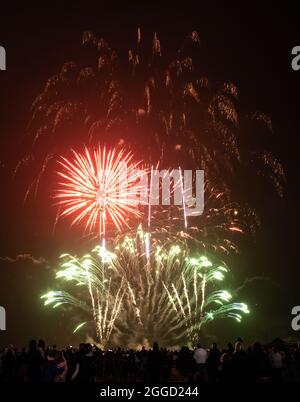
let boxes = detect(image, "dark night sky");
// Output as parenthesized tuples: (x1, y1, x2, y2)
(0, 1, 299, 348)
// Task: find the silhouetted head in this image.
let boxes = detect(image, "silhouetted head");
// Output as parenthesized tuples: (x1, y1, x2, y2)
(29, 339, 37, 351)
(38, 339, 46, 351)
(220, 353, 231, 364)
(85, 343, 93, 354)
(47, 349, 56, 359)
(234, 341, 243, 353)
(153, 342, 159, 351)
(253, 342, 262, 352)
(55, 350, 64, 363)
(181, 346, 189, 354)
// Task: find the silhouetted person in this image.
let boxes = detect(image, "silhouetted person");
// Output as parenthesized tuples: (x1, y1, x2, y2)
(219, 353, 233, 382)
(16, 347, 27, 382)
(94, 347, 104, 381)
(55, 350, 68, 382)
(250, 342, 269, 381)
(27, 340, 44, 383)
(2, 346, 17, 382)
(226, 342, 234, 356)
(207, 342, 221, 381)
(140, 347, 148, 381)
(42, 349, 63, 383)
(72, 343, 96, 383)
(161, 349, 172, 381)
(295, 346, 300, 373)
(38, 339, 46, 359)
(176, 346, 194, 380)
(231, 341, 249, 382)
(270, 346, 283, 382)
(193, 343, 208, 382)
(147, 343, 163, 382)
(127, 350, 136, 382)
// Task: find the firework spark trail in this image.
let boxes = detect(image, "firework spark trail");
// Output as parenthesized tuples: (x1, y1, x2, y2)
(172, 283, 186, 319)
(34, 153, 54, 198)
(102, 277, 111, 335)
(85, 259, 96, 325)
(107, 283, 126, 340)
(23, 153, 54, 202)
(13, 154, 33, 178)
(145, 232, 150, 260)
(179, 167, 188, 229)
(162, 282, 178, 314)
(148, 167, 153, 230)
(182, 273, 191, 320)
(96, 289, 103, 341)
(158, 286, 180, 327)
(127, 282, 142, 325)
(200, 274, 207, 315)
(194, 268, 198, 314)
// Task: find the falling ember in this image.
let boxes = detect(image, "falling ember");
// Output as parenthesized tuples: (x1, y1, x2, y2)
(56, 146, 145, 237)
(229, 226, 243, 233)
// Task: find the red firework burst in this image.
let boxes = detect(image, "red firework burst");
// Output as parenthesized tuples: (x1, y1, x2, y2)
(56, 146, 144, 237)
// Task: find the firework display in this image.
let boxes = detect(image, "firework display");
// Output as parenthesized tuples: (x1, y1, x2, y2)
(41, 228, 249, 347)
(33, 29, 285, 347)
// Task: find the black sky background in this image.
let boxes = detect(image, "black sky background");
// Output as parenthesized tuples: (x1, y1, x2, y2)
(0, 1, 299, 348)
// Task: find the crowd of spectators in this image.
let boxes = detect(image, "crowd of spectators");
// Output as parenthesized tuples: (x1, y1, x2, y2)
(1, 338, 300, 383)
